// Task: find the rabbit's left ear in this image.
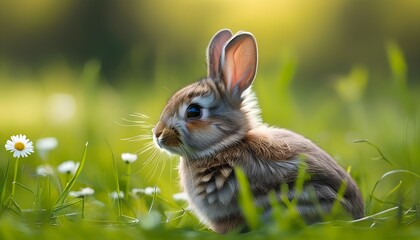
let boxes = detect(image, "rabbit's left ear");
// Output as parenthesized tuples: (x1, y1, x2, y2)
(220, 32, 258, 98)
(207, 29, 233, 79)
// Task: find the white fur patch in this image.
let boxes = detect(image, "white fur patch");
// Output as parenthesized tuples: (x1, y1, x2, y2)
(178, 103, 188, 119)
(241, 87, 263, 129)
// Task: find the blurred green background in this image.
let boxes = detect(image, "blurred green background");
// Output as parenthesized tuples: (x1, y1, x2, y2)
(0, 0, 419, 237)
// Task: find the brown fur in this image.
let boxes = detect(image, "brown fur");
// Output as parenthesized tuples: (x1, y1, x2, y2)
(153, 29, 364, 234)
(179, 127, 363, 232)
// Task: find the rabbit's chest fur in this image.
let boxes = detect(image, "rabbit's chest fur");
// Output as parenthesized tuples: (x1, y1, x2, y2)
(179, 127, 304, 230)
(180, 160, 239, 222)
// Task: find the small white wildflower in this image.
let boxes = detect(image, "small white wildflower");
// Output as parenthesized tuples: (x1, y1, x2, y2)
(172, 192, 188, 202)
(36, 137, 58, 152)
(36, 165, 54, 176)
(36, 137, 58, 159)
(121, 153, 138, 164)
(110, 191, 124, 199)
(144, 187, 160, 196)
(57, 160, 79, 174)
(5, 134, 34, 158)
(131, 188, 145, 195)
(69, 191, 80, 198)
(69, 187, 95, 198)
(80, 187, 95, 196)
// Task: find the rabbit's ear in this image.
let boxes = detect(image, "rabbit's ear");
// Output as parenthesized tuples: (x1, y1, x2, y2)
(221, 32, 257, 98)
(207, 29, 233, 79)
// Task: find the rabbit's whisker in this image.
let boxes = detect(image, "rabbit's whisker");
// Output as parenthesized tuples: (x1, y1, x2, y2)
(146, 152, 162, 181)
(142, 147, 160, 167)
(134, 142, 155, 155)
(133, 147, 160, 176)
(123, 134, 153, 142)
(129, 113, 150, 119)
(156, 153, 167, 183)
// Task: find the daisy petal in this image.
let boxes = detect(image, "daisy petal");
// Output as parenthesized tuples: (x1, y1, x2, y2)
(5, 134, 34, 158)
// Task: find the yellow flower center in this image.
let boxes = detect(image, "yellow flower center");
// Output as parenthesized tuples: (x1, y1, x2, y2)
(14, 142, 25, 151)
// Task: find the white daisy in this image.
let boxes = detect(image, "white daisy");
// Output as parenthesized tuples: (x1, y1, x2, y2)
(57, 160, 79, 174)
(36, 164, 54, 176)
(5, 134, 34, 158)
(36, 137, 58, 159)
(131, 187, 161, 196)
(121, 153, 138, 164)
(69, 187, 95, 198)
(80, 187, 95, 196)
(172, 192, 188, 202)
(110, 191, 124, 199)
(68, 191, 80, 198)
(144, 186, 160, 196)
(36, 137, 58, 151)
(131, 188, 145, 195)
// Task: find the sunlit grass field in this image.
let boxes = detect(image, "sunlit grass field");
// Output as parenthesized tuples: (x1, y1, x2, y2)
(0, 41, 419, 239)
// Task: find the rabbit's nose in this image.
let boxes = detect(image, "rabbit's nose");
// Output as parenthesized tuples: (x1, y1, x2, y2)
(154, 129, 162, 138)
(153, 121, 164, 138)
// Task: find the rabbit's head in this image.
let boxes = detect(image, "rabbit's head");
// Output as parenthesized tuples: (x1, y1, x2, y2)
(153, 29, 260, 160)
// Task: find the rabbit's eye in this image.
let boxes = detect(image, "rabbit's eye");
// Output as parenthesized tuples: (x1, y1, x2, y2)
(186, 104, 202, 119)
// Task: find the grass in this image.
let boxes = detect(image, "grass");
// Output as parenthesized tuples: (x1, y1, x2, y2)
(0, 43, 419, 239)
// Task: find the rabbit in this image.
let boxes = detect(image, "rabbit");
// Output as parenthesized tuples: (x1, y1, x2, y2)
(152, 29, 364, 234)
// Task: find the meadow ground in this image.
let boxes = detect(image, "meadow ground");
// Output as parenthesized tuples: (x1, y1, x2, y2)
(0, 40, 419, 239)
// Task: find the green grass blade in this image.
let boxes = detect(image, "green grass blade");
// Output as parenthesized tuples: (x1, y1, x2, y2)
(148, 186, 158, 213)
(367, 169, 420, 213)
(386, 41, 407, 87)
(268, 191, 282, 225)
(106, 139, 123, 217)
(4, 197, 22, 214)
(386, 180, 403, 198)
(14, 182, 34, 194)
(53, 142, 88, 211)
(353, 139, 393, 166)
(280, 183, 293, 208)
(234, 167, 260, 230)
(330, 179, 348, 218)
(113, 153, 123, 217)
(34, 175, 48, 209)
(0, 158, 11, 209)
(291, 156, 309, 207)
(52, 198, 82, 214)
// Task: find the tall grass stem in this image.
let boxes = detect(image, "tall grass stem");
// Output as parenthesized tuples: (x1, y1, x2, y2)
(126, 163, 131, 195)
(81, 197, 85, 219)
(10, 157, 20, 203)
